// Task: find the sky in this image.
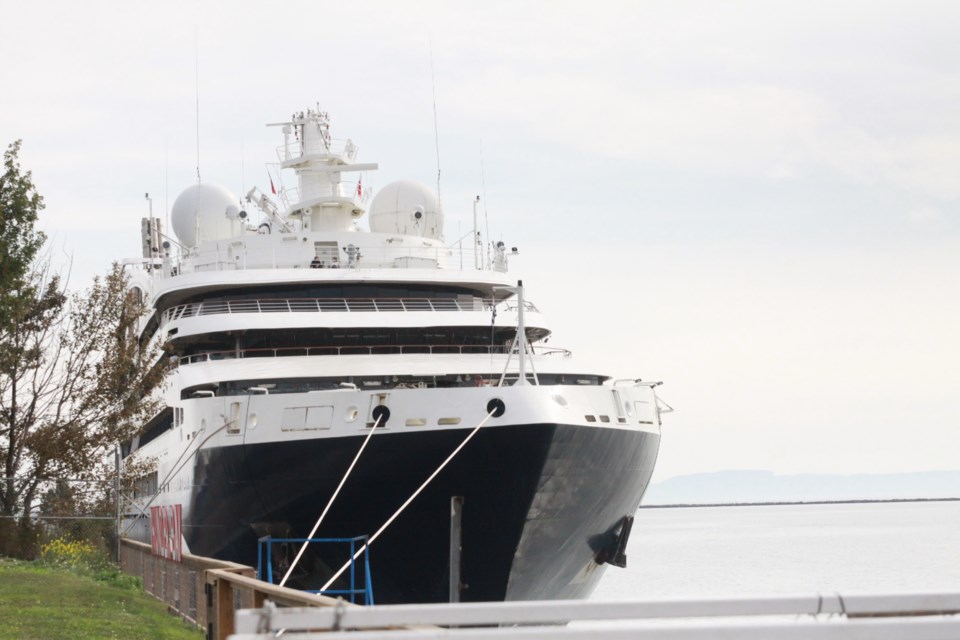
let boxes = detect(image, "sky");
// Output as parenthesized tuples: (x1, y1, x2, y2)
(2, 1, 958, 483)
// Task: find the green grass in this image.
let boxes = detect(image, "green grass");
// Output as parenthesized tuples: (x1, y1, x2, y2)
(0, 559, 202, 640)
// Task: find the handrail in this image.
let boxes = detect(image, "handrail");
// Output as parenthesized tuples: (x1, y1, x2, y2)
(160, 297, 539, 327)
(127, 243, 511, 276)
(275, 136, 358, 164)
(177, 343, 571, 366)
(281, 182, 367, 209)
(232, 592, 960, 638)
(258, 536, 374, 604)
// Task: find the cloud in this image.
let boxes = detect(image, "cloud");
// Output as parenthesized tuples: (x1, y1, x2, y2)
(445, 65, 960, 204)
(906, 205, 943, 224)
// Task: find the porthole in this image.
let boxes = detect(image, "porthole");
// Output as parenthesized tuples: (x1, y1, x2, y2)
(438, 417, 461, 425)
(405, 418, 427, 427)
(345, 406, 359, 423)
(599, 415, 610, 423)
(585, 415, 597, 423)
(552, 394, 568, 407)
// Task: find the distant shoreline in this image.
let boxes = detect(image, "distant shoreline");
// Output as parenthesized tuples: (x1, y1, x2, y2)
(640, 497, 960, 509)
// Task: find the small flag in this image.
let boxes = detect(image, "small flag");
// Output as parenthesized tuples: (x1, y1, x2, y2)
(356, 176, 363, 199)
(269, 174, 277, 195)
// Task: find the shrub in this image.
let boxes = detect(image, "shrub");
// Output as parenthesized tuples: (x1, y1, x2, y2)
(39, 537, 99, 569)
(38, 536, 139, 588)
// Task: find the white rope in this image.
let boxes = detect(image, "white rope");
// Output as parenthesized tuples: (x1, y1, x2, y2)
(119, 420, 229, 538)
(279, 414, 383, 587)
(319, 409, 497, 593)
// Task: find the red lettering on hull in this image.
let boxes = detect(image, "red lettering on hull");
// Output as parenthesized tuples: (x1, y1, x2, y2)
(150, 504, 182, 562)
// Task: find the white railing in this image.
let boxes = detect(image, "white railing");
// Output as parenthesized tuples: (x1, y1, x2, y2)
(280, 182, 368, 210)
(276, 136, 358, 164)
(231, 592, 960, 639)
(178, 343, 570, 366)
(173, 245, 509, 274)
(161, 297, 539, 327)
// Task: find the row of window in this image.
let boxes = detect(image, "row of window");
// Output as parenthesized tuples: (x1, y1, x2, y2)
(174, 283, 490, 307)
(182, 374, 605, 399)
(172, 327, 549, 359)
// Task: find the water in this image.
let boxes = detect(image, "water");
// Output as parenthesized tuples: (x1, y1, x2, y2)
(591, 501, 960, 600)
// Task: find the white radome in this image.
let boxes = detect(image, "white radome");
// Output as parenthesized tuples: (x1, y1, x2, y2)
(170, 183, 242, 247)
(368, 180, 444, 240)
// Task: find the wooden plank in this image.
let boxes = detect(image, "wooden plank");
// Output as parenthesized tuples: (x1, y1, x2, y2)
(215, 578, 233, 640)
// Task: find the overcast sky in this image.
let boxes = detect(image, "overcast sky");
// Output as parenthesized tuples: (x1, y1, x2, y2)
(2, 1, 958, 482)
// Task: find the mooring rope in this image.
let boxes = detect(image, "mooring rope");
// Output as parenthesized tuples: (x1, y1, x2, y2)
(319, 409, 497, 593)
(119, 420, 230, 538)
(278, 413, 384, 587)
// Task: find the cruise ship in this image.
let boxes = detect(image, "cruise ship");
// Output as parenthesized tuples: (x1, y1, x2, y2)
(122, 108, 665, 604)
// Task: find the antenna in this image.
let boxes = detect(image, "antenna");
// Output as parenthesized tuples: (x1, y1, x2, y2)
(165, 141, 170, 237)
(145, 193, 158, 257)
(480, 139, 490, 268)
(473, 195, 480, 270)
(146, 192, 153, 229)
(429, 36, 442, 209)
(194, 27, 201, 185)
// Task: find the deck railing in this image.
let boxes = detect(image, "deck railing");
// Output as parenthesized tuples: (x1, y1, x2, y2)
(129, 243, 512, 276)
(178, 343, 571, 366)
(120, 538, 256, 631)
(279, 183, 367, 209)
(160, 297, 538, 327)
(174, 245, 510, 274)
(120, 538, 357, 640)
(275, 136, 358, 164)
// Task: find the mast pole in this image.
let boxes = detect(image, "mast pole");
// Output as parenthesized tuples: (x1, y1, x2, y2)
(473, 196, 480, 270)
(516, 280, 527, 386)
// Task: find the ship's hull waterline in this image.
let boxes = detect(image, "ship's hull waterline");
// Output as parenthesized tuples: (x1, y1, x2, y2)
(175, 422, 658, 603)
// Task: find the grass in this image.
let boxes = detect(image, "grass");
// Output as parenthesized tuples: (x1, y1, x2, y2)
(0, 559, 202, 640)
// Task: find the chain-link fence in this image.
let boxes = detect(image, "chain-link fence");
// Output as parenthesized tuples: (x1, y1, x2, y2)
(0, 476, 119, 560)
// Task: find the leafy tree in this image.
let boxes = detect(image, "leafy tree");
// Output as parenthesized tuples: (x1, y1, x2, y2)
(0, 141, 46, 371)
(0, 142, 167, 557)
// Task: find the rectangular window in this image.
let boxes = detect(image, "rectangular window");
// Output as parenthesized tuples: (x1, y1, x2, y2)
(133, 472, 158, 499)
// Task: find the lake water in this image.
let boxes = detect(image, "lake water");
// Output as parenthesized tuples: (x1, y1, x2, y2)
(591, 501, 960, 600)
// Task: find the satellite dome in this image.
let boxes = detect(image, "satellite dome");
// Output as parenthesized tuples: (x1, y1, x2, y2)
(368, 180, 444, 240)
(170, 183, 241, 247)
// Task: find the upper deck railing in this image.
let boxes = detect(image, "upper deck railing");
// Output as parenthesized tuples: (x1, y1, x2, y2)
(278, 182, 369, 211)
(128, 242, 511, 280)
(276, 136, 358, 164)
(168, 245, 509, 275)
(160, 297, 538, 327)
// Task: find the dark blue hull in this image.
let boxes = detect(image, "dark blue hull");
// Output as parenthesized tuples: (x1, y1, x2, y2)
(185, 423, 660, 603)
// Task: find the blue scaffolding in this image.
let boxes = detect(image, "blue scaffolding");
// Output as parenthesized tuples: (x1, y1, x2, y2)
(257, 535, 374, 605)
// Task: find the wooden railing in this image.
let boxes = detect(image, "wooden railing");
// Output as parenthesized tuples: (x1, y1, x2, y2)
(120, 538, 347, 640)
